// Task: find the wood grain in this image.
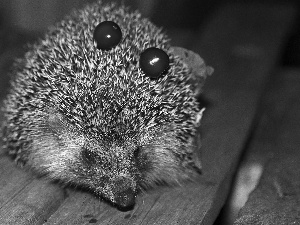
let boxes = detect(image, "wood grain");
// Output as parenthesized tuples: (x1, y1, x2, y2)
(234, 69, 300, 224)
(0, 157, 66, 224)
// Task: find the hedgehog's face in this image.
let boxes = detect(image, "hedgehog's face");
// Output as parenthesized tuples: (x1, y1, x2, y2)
(25, 109, 187, 209)
(25, 110, 138, 209)
(77, 140, 140, 209)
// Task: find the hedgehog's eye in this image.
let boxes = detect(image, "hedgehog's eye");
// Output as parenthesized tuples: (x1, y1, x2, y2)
(93, 21, 122, 50)
(139, 47, 170, 79)
(133, 147, 141, 159)
(133, 147, 149, 173)
(81, 147, 98, 164)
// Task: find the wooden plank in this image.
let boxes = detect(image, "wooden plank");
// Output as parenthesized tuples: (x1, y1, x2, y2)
(186, 3, 297, 224)
(0, 156, 66, 225)
(0, 156, 34, 207)
(234, 69, 300, 225)
(42, 3, 296, 225)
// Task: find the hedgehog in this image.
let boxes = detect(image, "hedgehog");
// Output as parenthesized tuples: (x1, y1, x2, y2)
(1, 1, 212, 210)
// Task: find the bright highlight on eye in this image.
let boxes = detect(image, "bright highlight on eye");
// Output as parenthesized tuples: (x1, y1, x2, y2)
(93, 21, 122, 50)
(139, 47, 170, 79)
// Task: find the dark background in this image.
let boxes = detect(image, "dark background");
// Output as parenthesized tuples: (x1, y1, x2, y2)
(1, 0, 300, 67)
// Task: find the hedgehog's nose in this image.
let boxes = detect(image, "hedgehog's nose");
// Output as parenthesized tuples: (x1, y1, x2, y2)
(112, 177, 136, 210)
(115, 187, 136, 209)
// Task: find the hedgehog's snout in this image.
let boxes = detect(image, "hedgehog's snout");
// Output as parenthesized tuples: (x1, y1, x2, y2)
(114, 186, 136, 210)
(111, 176, 137, 210)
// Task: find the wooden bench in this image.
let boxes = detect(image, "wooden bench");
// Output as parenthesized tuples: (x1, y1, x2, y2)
(0, 2, 298, 224)
(234, 69, 300, 225)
